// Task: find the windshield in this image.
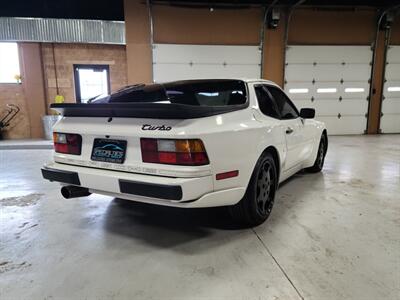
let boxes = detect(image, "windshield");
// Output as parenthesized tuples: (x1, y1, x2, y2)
(93, 79, 247, 107)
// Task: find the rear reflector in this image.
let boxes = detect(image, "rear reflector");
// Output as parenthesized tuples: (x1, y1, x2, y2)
(53, 132, 82, 155)
(216, 170, 239, 180)
(140, 138, 209, 166)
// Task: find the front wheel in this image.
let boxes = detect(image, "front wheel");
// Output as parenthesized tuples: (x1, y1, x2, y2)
(228, 153, 278, 227)
(306, 134, 327, 173)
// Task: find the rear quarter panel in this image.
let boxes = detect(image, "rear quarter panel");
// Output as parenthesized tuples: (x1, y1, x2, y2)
(187, 109, 286, 194)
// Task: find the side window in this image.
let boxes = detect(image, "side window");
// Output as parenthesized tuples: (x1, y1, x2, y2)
(254, 85, 280, 119)
(267, 86, 299, 120)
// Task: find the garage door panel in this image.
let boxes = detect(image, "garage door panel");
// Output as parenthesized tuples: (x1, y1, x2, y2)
(381, 45, 400, 133)
(386, 46, 400, 63)
(292, 98, 367, 117)
(286, 64, 371, 82)
(381, 98, 400, 114)
(286, 46, 371, 64)
(384, 81, 400, 97)
(340, 82, 369, 99)
(285, 64, 316, 81)
(380, 115, 400, 133)
(153, 63, 259, 82)
(285, 46, 372, 134)
(318, 116, 367, 135)
(341, 99, 368, 112)
(385, 64, 400, 80)
(285, 82, 314, 100)
(286, 81, 369, 101)
(293, 99, 342, 116)
(153, 44, 261, 82)
(153, 44, 260, 64)
(291, 100, 318, 112)
(342, 64, 371, 81)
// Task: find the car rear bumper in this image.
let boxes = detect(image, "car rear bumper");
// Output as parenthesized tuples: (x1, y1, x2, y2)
(42, 162, 245, 208)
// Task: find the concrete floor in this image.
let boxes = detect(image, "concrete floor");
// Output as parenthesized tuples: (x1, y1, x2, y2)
(0, 139, 53, 150)
(1, 135, 399, 299)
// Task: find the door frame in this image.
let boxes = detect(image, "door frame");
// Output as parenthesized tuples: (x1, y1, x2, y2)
(73, 64, 111, 103)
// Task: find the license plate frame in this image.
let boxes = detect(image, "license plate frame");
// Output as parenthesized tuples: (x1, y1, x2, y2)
(91, 138, 127, 164)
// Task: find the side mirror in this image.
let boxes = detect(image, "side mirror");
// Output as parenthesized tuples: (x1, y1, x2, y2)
(300, 108, 315, 119)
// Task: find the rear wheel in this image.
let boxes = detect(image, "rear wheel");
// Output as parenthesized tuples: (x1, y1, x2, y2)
(306, 134, 326, 173)
(229, 153, 278, 227)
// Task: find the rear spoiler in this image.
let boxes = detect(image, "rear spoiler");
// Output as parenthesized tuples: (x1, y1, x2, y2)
(50, 103, 247, 119)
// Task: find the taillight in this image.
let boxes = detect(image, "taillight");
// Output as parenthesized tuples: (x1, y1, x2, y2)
(140, 138, 209, 166)
(53, 133, 82, 155)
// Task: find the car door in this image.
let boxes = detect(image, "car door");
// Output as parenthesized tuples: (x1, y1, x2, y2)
(266, 86, 306, 171)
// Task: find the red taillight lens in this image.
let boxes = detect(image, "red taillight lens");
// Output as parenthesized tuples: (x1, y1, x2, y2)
(53, 133, 82, 155)
(140, 138, 209, 166)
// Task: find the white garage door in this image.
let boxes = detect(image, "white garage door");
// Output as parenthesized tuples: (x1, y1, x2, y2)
(152, 44, 261, 83)
(284, 46, 372, 135)
(381, 46, 400, 133)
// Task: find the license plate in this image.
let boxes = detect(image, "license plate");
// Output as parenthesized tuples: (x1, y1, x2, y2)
(91, 138, 127, 164)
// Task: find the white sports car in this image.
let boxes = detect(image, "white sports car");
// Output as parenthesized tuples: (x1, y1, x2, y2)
(42, 79, 327, 226)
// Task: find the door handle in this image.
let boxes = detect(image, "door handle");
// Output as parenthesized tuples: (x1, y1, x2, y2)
(286, 127, 294, 134)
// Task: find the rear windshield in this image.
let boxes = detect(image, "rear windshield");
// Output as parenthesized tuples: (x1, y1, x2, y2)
(93, 80, 247, 107)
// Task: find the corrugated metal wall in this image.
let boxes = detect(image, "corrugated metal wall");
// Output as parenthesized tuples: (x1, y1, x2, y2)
(0, 18, 125, 44)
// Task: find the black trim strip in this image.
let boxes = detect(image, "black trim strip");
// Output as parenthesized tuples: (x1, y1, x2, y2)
(41, 168, 81, 185)
(119, 179, 183, 201)
(50, 102, 247, 119)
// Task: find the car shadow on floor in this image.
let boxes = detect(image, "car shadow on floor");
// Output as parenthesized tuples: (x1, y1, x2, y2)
(102, 198, 249, 251)
(102, 170, 326, 250)
(104, 198, 243, 229)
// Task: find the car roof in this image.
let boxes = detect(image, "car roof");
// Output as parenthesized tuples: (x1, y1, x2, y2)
(156, 78, 281, 87)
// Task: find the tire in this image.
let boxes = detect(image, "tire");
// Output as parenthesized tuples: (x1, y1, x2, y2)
(306, 134, 327, 173)
(229, 152, 278, 227)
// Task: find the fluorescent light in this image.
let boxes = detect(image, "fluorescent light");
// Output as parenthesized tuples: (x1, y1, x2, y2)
(289, 88, 309, 94)
(388, 87, 400, 92)
(317, 88, 337, 93)
(345, 88, 365, 93)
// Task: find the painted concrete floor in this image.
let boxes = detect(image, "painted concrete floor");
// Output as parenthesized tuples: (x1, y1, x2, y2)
(0, 135, 399, 300)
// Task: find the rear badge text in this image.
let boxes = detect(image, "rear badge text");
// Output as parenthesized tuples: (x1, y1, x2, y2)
(142, 124, 172, 131)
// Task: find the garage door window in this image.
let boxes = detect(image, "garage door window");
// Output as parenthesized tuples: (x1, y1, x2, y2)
(254, 85, 280, 119)
(268, 86, 299, 120)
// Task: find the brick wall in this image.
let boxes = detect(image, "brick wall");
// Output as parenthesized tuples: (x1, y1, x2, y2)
(0, 84, 30, 139)
(41, 43, 127, 110)
(0, 43, 127, 139)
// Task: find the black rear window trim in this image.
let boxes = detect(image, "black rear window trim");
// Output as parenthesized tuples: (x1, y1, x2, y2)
(102, 79, 249, 108)
(51, 80, 250, 119)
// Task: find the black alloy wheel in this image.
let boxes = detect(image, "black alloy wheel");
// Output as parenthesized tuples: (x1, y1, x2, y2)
(256, 159, 275, 216)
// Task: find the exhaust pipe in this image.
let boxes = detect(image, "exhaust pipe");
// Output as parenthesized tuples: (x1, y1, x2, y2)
(61, 185, 91, 199)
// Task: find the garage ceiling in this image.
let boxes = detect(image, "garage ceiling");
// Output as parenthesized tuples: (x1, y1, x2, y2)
(0, 0, 397, 21)
(152, 0, 397, 9)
